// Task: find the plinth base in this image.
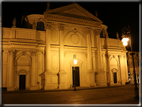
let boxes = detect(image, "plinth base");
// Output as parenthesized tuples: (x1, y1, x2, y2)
(30, 86, 38, 90)
(7, 87, 14, 91)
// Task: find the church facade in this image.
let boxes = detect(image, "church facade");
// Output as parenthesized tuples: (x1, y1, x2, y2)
(2, 3, 129, 91)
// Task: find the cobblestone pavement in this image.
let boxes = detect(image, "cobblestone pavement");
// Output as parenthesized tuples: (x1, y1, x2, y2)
(2, 84, 141, 105)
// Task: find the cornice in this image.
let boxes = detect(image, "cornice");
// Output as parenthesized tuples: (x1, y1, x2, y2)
(46, 14, 101, 27)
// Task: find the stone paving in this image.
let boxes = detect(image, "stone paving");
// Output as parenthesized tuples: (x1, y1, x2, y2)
(2, 84, 141, 105)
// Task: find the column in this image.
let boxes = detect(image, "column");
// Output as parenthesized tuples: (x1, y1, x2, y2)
(104, 32, 112, 86)
(86, 28, 96, 86)
(95, 29, 102, 70)
(45, 22, 52, 73)
(58, 23, 67, 89)
(7, 50, 15, 91)
(105, 54, 112, 86)
(118, 55, 122, 84)
(30, 51, 38, 90)
(44, 22, 57, 90)
(119, 55, 125, 85)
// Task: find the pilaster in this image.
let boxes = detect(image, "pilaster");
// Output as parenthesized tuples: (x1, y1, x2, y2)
(118, 55, 125, 85)
(7, 49, 15, 91)
(58, 23, 67, 89)
(95, 29, 102, 70)
(86, 28, 96, 87)
(44, 22, 57, 90)
(105, 54, 112, 86)
(30, 51, 38, 90)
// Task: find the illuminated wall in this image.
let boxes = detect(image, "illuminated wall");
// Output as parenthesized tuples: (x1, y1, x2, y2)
(2, 3, 129, 91)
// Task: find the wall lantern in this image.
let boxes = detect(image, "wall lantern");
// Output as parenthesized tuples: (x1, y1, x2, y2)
(73, 54, 77, 65)
(121, 37, 129, 46)
(73, 54, 77, 91)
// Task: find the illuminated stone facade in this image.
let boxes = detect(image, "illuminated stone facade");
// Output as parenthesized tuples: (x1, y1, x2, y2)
(2, 3, 129, 91)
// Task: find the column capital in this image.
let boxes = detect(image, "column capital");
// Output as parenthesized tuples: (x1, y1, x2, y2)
(58, 23, 65, 31)
(46, 22, 52, 30)
(118, 55, 122, 58)
(85, 27, 91, 34)
(105, 54, 111, 59)
(31, 51, 36, 56)
(8, 49, 15, 55)
(94, 29, 101, 35)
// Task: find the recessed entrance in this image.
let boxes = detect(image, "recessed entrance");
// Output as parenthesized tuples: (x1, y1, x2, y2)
(19, 75, 26, 90)
(72, 67, 80, 87)
(113, 72, 117, 83)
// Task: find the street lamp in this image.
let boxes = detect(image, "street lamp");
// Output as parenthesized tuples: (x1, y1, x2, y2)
(121, 26, 139, 99)
(73, 54, 77, 91)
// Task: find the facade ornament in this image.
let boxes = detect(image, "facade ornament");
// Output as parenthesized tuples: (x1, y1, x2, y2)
(38, 17, 43, 22)
(31, 51, 36, 56)
(32, 21, 36, 30)
(12, 17, 16, 28)
(58, 23, 65, 31)
(46, 22, 52, 29)
(113, 55, 115, 58)
(85, 27, 91, 34)
(73, 28, 77, 33)
(46, 2, 50, 11)
(22, 51, 26, 55)
(95, 11, 98, 17)
(8, 49, 15, 55)
(94, 29, 101, 35)
(116, 32, 119, 39)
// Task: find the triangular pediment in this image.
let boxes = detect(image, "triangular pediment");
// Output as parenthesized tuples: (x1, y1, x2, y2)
(60, 8, 87, 17)
(45, 3, 103, 23)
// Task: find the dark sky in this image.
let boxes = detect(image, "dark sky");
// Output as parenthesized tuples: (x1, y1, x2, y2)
(2, 2, 139, 51)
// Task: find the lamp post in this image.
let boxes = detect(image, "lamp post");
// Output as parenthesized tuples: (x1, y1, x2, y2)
(73, 54, 77, 91)
(121, 26, 139, 99)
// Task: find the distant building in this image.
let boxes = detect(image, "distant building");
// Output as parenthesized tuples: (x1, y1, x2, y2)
(2, 3, 129, 91)
(127, 51, 141, 84)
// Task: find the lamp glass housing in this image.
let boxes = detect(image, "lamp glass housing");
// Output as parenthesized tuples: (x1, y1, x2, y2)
(74, 59, 77, 65)
(122, 37, 129, 46)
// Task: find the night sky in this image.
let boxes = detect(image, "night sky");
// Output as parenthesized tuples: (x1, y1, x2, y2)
(2, 2, 139, 51)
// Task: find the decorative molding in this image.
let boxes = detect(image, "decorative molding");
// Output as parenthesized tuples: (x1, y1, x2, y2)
(45, 14, 101, 27)
(70, 34, 80, 44)
(58, 23, 65, 31)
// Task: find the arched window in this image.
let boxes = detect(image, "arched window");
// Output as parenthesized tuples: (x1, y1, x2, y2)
(37, 22, 44, 31)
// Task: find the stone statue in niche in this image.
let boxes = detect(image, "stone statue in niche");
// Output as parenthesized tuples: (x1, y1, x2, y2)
(12, 17, 16, 28)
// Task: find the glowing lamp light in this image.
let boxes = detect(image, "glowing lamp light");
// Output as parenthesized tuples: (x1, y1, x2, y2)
(122, 38, 129, 46)
(74, 59, 77, 65)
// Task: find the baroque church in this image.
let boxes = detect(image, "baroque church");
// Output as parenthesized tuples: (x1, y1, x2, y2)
(2, 3, 129, 91)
